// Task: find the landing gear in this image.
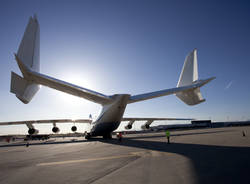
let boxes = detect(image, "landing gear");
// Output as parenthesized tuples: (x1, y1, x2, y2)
(85, 133, 91, 140)
(85, 133, 113, 139)
(103, 133, 112, 139)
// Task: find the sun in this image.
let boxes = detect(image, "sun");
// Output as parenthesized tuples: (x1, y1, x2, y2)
(56, 71, 96, 106)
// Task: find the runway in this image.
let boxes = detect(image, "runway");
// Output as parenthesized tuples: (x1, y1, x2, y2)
(1, 126, 250, 184)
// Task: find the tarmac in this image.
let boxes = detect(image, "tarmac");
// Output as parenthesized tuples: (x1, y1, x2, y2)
(0, 126, 250, 184)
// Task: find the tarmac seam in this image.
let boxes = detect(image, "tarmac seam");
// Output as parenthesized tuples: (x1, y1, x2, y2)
(37, 153, 140, 166)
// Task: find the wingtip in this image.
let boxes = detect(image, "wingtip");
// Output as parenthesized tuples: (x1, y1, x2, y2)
(209, 76, 216, 81)
(200, 77, 216, 86)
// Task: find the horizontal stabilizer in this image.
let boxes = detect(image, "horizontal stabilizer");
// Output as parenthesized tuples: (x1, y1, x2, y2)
(10, 72, 40, 104)
(28, 70, 112, 104)
(176, 87, 205, 105)
(176, 77, 215, 105)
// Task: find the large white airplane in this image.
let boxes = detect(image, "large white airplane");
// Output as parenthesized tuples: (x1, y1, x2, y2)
(0, 16, 215, 139)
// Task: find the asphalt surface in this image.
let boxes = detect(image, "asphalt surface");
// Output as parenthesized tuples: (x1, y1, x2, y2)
(0, 126, 250, 184)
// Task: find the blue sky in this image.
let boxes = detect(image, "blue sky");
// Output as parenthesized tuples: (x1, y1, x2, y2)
(0, 0, 250, 134)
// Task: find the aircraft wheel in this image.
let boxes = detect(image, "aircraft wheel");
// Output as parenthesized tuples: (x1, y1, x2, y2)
(85, 133, 91, 140)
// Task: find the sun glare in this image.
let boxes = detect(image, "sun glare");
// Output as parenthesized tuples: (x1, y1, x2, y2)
(57, 72, 96, 106)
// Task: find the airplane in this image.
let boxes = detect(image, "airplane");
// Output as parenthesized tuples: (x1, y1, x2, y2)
(0, 15, 215, 139)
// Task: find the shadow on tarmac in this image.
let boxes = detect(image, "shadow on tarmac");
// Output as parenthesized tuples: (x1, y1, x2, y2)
(126, 129, 234, 140)
(101, 138, 250, 184)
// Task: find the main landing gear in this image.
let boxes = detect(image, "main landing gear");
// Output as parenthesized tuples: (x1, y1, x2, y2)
(84, 133, 113, 140)
(85, 133, 91, 140)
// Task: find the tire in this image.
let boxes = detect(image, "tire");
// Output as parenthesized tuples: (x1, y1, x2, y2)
(85, 133, 91, 140)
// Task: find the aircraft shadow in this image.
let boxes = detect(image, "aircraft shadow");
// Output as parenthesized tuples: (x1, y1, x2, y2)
(101, 137, 250, 184)
(126, 129, 233, 140)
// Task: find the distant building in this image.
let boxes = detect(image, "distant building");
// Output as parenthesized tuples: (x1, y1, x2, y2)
(191, 120, 212, 127)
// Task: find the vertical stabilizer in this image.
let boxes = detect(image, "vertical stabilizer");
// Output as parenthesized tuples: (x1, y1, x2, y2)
(17, 15, 40, 72)
(177, 49, 198, 87)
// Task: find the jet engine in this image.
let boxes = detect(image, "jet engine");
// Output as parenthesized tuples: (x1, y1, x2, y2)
(28, 128, 39, 135)
(125, 124, 132, 130)
(141, 124, 150, 130)
(52, 126, 60, 133)
(71, 126, 77, 132)
(125, 120, 135, 130)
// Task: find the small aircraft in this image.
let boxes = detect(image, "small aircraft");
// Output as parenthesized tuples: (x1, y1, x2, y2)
(0, 15, 215, 139)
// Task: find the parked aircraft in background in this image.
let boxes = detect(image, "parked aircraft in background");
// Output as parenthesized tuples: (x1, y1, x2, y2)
(0, 16, 214, 139)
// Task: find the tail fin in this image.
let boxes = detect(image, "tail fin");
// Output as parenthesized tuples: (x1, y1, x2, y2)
(176, 49, 212, 105)
(17, 15, 40, 73)
(177, 49, 198, 87)
(10, 15, 40, 104)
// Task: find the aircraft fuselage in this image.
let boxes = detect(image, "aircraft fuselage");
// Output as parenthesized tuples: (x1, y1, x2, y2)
(90, 94, 130, 137)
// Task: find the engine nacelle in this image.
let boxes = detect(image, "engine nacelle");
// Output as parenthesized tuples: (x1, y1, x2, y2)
(52, 127, 60, 133)
(125, 124, 132, 130)
(71, 126, 77, 132)
(141, 124, 150, 130)
(28, 128, 39, 135)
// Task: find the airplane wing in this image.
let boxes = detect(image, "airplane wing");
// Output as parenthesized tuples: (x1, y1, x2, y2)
(122, 117, 193, 121)
(0, 119, 92, 126)
(122, 117, 193, 130)
(0, 118, 92, 135)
